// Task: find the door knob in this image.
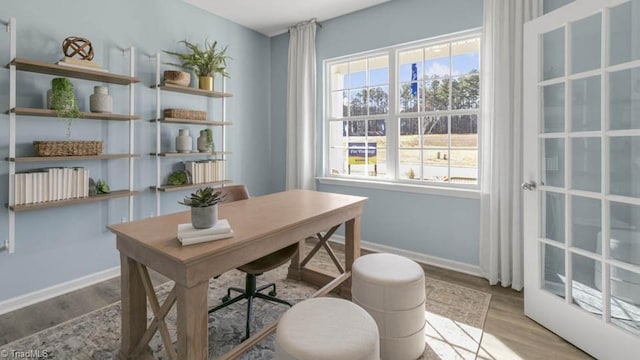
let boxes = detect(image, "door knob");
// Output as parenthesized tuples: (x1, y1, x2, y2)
(521, 181, 537, 191)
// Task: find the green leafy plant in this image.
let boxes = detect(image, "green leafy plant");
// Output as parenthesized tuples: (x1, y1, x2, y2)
(164, 40, 230, 78)
(96, 179, 110, 194)
(49, 77, 80, 138)
(179, 187, 225, 208)
(168, 170, 191, 186)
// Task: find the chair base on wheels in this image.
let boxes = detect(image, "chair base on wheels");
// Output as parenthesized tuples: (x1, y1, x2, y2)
(208, 272, 293, 340)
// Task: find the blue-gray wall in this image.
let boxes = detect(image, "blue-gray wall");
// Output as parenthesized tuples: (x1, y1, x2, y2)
(270, 0, 483, 266)
(0, 0, 273, 302)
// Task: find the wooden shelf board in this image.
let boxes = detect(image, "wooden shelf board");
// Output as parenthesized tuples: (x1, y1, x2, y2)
(9, 58, 140, 85)
(151, 83, 232, 98)
(8, 154, 139, 163)
(151, 152, 231, 157)
(8, 107, 139, 121)
(152, 180, 232, 192)
(9, 190, 139, 212)
(151, 117, 232, 126)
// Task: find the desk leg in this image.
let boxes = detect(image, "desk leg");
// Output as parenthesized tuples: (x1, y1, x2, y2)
(287, 239, 305, 281)
(117, 254, 153, 360)
(343, 216, 362, 298)
(177, 281, 209, 360)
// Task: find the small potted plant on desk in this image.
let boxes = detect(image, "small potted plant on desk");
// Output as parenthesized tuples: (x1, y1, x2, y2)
(180, 187, 225, 229)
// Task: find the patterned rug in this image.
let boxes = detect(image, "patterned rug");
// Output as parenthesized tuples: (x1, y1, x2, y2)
(0, 248, 491, 359)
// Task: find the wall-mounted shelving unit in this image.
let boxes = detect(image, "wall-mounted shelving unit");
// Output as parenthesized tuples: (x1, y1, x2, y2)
(3, 17, 139, 253)
(150, 52, 232, 215)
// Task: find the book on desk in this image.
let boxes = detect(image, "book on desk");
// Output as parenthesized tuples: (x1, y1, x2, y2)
(177, 219, 234, 246)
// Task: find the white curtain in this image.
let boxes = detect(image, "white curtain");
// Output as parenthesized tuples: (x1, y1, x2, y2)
(286, 19, 317, 190)
(479, 0, 540, 290)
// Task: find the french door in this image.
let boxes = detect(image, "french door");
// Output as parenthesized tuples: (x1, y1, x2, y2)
(523, 0, 640, 358)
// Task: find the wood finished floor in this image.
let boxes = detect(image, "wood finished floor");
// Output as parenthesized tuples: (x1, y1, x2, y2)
(0, 246, 592, 359)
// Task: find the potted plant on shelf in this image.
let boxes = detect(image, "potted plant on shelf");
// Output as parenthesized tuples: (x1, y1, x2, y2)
(164, 39, 230, 91)
(179, 187, 226, 229)
(47, 77, 80, 138)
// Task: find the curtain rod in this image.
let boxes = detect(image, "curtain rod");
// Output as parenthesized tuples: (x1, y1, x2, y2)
(288, 19, 322, 33)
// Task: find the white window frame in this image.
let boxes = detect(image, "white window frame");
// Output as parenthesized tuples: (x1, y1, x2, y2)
(321, 28, 482, 197)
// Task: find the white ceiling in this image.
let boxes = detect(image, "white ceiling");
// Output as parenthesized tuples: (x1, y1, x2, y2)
(184, 0, 392, 37)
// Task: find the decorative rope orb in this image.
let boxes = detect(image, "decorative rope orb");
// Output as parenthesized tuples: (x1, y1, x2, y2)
(62, 36, 94, 61)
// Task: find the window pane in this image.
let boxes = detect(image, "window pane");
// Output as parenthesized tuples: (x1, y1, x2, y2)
(571, 76, 601, 131)
(543, 83, 566, 133)
(330, 63, 348, 90)
(609, 265, 640, 335)
(570, 13, 601, 74)
(328, 147, 347, 175)
(542, 138, 565, 188)
(610, 68, 640, 130)
(451, 115, 478, 148)
(451, 38, 480, 76)
(571, 137, 601, 193)
(423, 116, 448, 147)
(329, 121, 347, 147)
(423, 79, 450, 111)
(425, 43, 450, 79)
(399, 118, 419, 148)
(368, 86, 389, 115)
(399, 149, 421, 179)
(541, 191, 566, 243)
(609, 1, 640, 66)
(369, 56, 389, 86)
(399, 48, 423, 82)
(348, 143, 381, 177)
(422, 149, 448, 182)
(330, 91, 348, 118)
(349, 89, 367, 116)
(610, 136, 640, 198)
(399, 82, 418, 113)
(452, 75, 480, 110)
(609, 202, 640, 268)
(349, 60, 366, 88)
(450, 149, 478, 183)
(542, 27, 565, 80)
(345, 120, 366, 139)
(571, 195, 602, 254)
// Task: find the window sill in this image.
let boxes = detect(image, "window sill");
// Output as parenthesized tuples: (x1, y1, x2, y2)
(316, 177, 480, 199)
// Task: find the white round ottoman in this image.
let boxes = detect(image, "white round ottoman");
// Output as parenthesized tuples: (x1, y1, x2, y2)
(275, 297, 380, 360)
(352, 253, 426, 360)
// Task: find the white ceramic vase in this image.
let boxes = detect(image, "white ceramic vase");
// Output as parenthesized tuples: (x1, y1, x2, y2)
(176, 129, 192, 153)
(89, 86, 113, 113)
(197, 130, 210, 152)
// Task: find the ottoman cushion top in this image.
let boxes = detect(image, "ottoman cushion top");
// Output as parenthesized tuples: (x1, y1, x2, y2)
(353, 253, 424, 285)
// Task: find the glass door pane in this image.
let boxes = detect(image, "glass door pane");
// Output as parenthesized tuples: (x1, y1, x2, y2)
(571, 13, 602, 74)
(572, 253, 603, 317)
(543, 243, 566, 298)
(543, 27, 565, 80)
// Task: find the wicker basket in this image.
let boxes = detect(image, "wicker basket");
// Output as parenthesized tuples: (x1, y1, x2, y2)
(33, 141, 104, 157)
(163, 108, 207, 121)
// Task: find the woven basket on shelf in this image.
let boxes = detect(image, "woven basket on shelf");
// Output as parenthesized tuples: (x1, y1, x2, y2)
(33, 141, 104, 157)
(163, 108, 207, 120)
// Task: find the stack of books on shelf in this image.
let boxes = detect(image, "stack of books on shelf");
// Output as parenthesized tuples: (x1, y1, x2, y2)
(185, 160, 225, 184)
(56, 57, 108, 73)
(14, 167, 90, 205)
(177, 219, 234, 246)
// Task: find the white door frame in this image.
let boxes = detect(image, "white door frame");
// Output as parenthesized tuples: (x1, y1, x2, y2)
(523, 0, 640, 359)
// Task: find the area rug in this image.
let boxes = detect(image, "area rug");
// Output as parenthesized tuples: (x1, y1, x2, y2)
(0, 249, 491, 359)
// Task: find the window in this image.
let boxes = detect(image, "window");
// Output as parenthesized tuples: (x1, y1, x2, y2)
(325, 33, 481, 188)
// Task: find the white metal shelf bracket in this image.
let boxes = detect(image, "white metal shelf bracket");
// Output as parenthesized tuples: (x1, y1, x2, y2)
(5, 17, 16, 253)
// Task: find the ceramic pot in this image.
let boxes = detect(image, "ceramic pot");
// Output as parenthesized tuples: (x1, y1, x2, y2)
(89, 86, 113, 113)
(175, 128, 192, 153)
(191, 205, 218, 229)
(198, 76, 213, 91)
(46, 89, 75, 111)
(197, 130, 211, 152)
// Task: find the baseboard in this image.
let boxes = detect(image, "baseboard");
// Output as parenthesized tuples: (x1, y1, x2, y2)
(330, 235, 483, 277)
(0, 266, 120, 316)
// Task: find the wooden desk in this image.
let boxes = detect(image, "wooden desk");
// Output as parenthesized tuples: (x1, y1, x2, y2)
(108, 190, 367, 360)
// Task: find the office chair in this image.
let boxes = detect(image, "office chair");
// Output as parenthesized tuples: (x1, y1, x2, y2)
(208, 184, 298, 340)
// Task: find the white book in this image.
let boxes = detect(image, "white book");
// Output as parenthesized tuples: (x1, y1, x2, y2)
(43, 172, 49, 202)
(61, 168, 67, 200)
(39, 172, 45, 203)
(85, 169, 89, 197)
(35, 173, 41, 203)
(56, 61, 109, 73)
(179, 230, 234, 246)
(47, 170, 53, 202)
(14, 174, 22, 205)
(73, 168, 81, 198)
(52, 169, 59, 201)
(25, 173, 32, 204)
(177, 219, 232, 238)
(213, 161, 218, 182)
(67, 168, 73, 199)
